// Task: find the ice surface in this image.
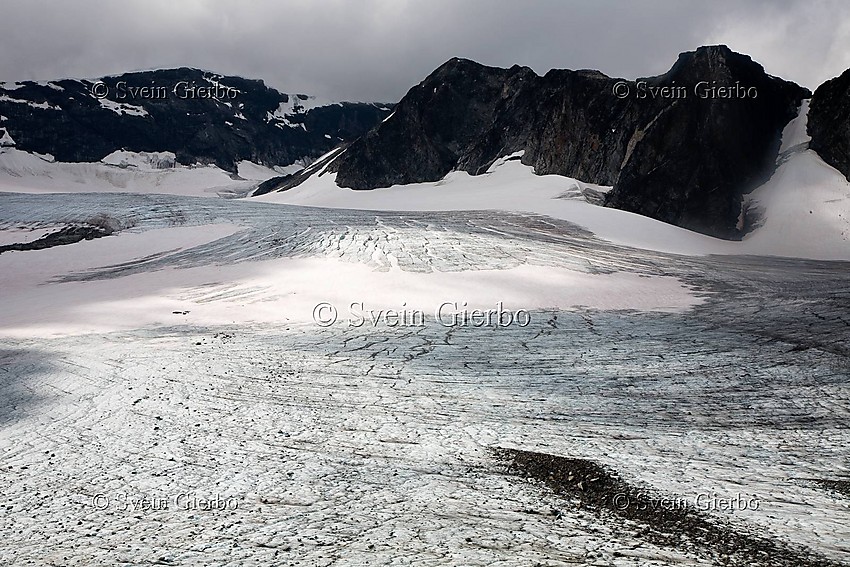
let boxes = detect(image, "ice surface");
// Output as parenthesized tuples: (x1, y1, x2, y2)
(0, 190, 847, 563)
(0, 225, 59, 245)
(0, 99, 848, 564)
(0, 148, 260, 197)
(778, 100, 812, 153)
(743, 99, 850, 258)
(0, 193, 706, 337)
(102, 150, 177, 170)
(236, 160, 300, 181)
(0, 193, 850, 565)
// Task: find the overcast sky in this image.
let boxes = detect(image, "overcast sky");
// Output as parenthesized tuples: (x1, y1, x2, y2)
(1, 0, 848, 101)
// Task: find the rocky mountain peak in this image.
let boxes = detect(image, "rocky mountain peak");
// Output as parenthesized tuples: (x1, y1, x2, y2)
(326, 45, 809, 239)
(606, 46, 810, 238)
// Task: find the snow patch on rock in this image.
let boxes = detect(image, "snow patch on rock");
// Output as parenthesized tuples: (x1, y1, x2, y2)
(266, 94, 339, 127)
(0, 94, 61, 111)
(98, 98, 148, 117)
(0, 129, 15, 147)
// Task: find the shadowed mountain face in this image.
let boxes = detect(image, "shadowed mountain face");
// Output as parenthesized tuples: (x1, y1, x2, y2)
(329, 46, 809, 239)
(330, 59, 642, 189)
(606, 46, 809, 239)
(808, 68, 850, 182)
(0, 68, 392, 173)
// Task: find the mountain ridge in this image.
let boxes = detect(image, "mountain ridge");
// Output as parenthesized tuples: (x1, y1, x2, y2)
(322, 45, 810, 239)
(0, 68, 393, 173)
(4, 50, 849, 242)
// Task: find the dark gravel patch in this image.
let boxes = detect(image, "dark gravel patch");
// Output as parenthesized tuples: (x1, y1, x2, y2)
(0, 224, 112, 254)
(814, 479, 850, 498)
(494, 447, 845, 567)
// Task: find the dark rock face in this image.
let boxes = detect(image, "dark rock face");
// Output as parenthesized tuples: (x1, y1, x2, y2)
(332, 59, 640, 188)
(513, 69, 648, 185)
(330, 46, 809, 239)
(808, 68, 850, 182)
(0, 68, 391, 173)
(607, 46, 809, 238)
(331, 60, 536, 188)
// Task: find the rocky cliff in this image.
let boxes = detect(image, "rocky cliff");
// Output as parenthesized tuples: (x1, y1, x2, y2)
(606, 46, 809, 238)
(808, 68, 850, 182)
(330, 58, 642, 189)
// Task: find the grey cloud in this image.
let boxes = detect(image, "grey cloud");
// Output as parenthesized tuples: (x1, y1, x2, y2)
(0, 0, 847, 102)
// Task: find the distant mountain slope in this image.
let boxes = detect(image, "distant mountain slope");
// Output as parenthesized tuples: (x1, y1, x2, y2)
(317, 46, 808, 239)
(0, 68, 392, 173)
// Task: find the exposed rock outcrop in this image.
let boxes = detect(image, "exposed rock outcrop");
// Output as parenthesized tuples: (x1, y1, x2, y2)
(0, 225, 112, 254)
(808, 68, 850, 182)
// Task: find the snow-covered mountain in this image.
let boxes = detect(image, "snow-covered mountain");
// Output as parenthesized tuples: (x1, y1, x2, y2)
(265, 46, 815, 240)
(0, 68, 392, 173)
